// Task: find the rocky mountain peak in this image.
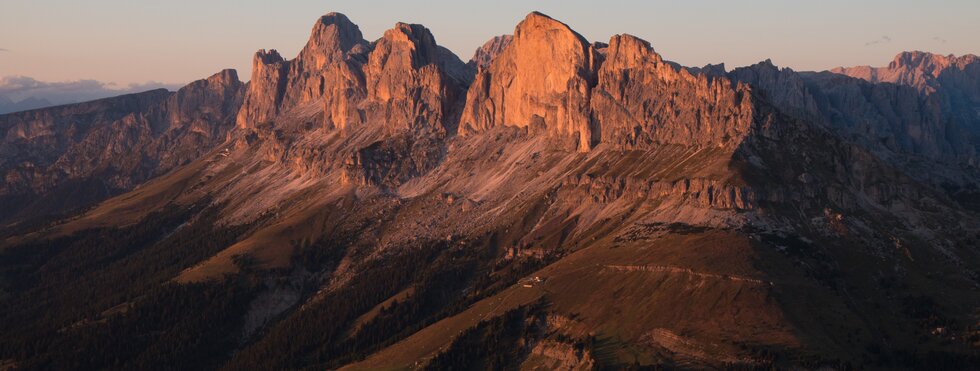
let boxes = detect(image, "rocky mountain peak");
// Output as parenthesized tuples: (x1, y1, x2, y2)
(300, 12, 366, 69)
(459, 11, 601, 150)
(890, 51, 935, 69)
(373, 21, 471, 83)
(237, 49, 289, 128)
(604, 34, 663, 68)
(7, 9, 980, 370)
(357, 21, 467, 133)
(468, 35, 512, 69)
(832, 51, 980, 92)
(828, 52, 979, 153)
(177, 69, 244, 113)
(235, 14, 477, 132)
(236, 14, 369, 129)
(518, 12, 578, 37)
(459, 12, 760, 151)
(512, 12, 593, 62)
(253, 49, 285, 66)
(374, 22, 441, 69)
(888, 51, 978, 71)
(204, 69, 240, 87)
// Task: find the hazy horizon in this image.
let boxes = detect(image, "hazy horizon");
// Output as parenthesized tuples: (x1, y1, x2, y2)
(2, 0, 978, 87)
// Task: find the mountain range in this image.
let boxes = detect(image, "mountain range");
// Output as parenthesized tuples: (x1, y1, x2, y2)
(0, 76, 184, 115)
(1, 11, 979, 370)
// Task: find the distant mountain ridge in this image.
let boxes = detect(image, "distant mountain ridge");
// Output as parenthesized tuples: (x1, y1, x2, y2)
(831, 51, 980, 157)
(1, 11, 979, 370)
(0, 70, 242, 223)
(0, 95, 54, 114)
(0, 75, 184, 114)
(831, 51, 980, 93)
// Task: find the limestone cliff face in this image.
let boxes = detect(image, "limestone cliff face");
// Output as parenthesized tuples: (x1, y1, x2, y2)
(727, 60, 822, 124)
(1, 91, 169, 195)
(459, 12, 601, 150)
(7, 12, 980, 370)
(831, 51, 980, 95)
(730, 60, 976, 166)
(468, 35, 512, 69)
(361, 23, 468, 133)
(0, 69, 244, 221)
(236, 13, 369, 129)
(591, 34, 755, 149)
(231, 15, 473, 191)
(459, 13, 757, 152)
(236, 13, 469, 135)
(237, 49, 288, 128)
(831, 52, 980, 153)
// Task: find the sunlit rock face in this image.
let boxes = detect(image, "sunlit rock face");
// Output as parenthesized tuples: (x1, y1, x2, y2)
(468, 35, 512, 69)
(236, 13, 470, 135)
(459, 12, 756, 152)
(591, 34, 755, 149)
(459, 12, 601, 150)
(236, 13, 369, 129)
(3, 11, 980, 370)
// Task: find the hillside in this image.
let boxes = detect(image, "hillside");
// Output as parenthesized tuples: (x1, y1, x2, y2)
(0, 11, 978, 370)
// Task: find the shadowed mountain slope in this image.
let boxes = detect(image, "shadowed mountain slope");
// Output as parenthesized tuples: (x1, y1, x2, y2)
(0, 70, 244, 227)
(1, 11, 979, 370)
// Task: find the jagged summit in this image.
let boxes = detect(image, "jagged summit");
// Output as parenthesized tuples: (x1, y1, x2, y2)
(239, 10, 754, 150)
(458, 11, 601, 150)
(831, 50, 980, 93)
(203, 68, 240, 86)
(515, 11, 590, 46)
(253, 48, 284, 64)
(827, 51, 979, 157)
(603, 34, 663, 67)
(298, 12, 367, 69)
(234, 13, 471, 134)
(469, 35, 512, 69)
(889, 50, 979, 70)
(376, 22, 442, 69)
(459, 12, 756, 152)
(4, 10, 980, 371)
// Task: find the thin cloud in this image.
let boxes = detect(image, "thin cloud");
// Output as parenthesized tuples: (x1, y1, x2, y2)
(0, 48, 8, 52)
(932, 36, 948, 44)
(864, 35, 892, 47)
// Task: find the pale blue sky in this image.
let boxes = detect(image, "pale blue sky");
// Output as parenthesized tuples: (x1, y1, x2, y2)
(1, 0, 977, 85)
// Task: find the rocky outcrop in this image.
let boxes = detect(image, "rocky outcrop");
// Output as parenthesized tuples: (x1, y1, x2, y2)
(361, 23, 469, 133)
(342, 133, 445, 188)
(831, 52, 980, 153)
(459, 12, 601, 151)
(230, 14, 476, 191)
(831, 51, 980, 95)
(526, 340, 595, 370)
(468, 35, 512, 69)
(6, 11, 980, 371)
(459, 13, 757, 152)
(0, 69, 244, 221)
(236, 13, 470, 135)
(563, 174, 758, 209)
(236, 13, 370, 129)
(591, 34, 755, 149)
(731, 59, 976, 165)
(53, 69, 244, 189)
(728, 60, 822, 124)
